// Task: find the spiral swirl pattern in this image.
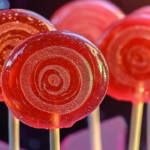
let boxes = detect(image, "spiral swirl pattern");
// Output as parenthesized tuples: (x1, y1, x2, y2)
(2, 31, 109, 128)
(20, 46, 93, 114)
(107, 26, 150, 87)
(97, 15, 150, 103)
(0, 9, 55, 101)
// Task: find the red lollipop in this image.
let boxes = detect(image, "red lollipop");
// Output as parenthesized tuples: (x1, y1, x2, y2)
(50, 0, 124, 45)
(0, 9, 55, 102)
(2, 31, 109, 129)
(97, 15, 150, 150)
(97, 15, 150, 103)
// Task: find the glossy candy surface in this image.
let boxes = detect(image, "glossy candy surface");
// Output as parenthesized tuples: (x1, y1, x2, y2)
(0, 9, 55, 101)
(2, 31, 109, 129)
(50, 0, 124, 45)
(97, 15, 150, 103)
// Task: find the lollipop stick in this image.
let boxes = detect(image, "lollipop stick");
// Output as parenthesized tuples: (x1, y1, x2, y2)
(147, 103, 150, 150)
(88, 107, 102, 150)
(50, 128, 60, 150)
(128, 102, 144, 150)
(8, 110, 20, 150)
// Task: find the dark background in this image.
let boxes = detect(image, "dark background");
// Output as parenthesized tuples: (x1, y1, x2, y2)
(0, 0, 149, 150)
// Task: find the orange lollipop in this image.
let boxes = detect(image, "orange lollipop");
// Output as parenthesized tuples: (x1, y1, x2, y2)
(50, 0, 124, 45)
(97, 15, 150, 150)
(0, 9, 55, 102)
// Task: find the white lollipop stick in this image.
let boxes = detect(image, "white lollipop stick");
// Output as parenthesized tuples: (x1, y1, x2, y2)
(128, 83, 144, 150)
(128, 102, 144, 150)
(88, 107, 102, 150)
(8, 110, 20, 150)
(50, 129, 60, 150)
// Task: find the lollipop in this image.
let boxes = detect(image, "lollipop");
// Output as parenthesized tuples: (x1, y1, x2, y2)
(2, 30, 109, 128)
(2, 30, 109, 149)
(0, 9, 55, 150)
(0, 9, 55, 102)
(97, 15, 150, 150)
(50, 0, 124, 45)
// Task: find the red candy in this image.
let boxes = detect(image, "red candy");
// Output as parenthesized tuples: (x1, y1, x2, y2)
(2, 31, 109, 129)
(0, 9, 55, 101)
(50, 1, 124, 45)
(97, 15, 150, 104)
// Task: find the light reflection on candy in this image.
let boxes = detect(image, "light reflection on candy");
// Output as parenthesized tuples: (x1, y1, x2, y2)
(0, 9, 55, 101)
(97, 15, 150, 103)
(2, 31, 109, 129)
(50, 0, 124, 45)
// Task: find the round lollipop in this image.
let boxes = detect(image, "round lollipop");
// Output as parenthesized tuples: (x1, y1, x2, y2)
(0, 9, 55, 150)
(50, 0, 124, 45)
(0, 9, 55, 101)
(2, 30, 109, 149)
(97, 15, 150, 150)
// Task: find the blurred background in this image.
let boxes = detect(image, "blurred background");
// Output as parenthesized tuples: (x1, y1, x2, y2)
(0, 0, 149, 150)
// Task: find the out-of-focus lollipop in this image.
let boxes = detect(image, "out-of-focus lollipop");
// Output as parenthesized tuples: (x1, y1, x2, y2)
(97, 15, 150, 150)
(97, 15, 150, 103)
(50, 0, 124, 45)
(0, 9, 55, 102)
(2, 30, 109, 129)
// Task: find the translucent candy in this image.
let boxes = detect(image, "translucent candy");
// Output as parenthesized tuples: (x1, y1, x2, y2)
(97, 15, 150, 104)
(0, 9, 55, 101)
(50, 0, 124, 45)
(2, 31, 109, 129)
